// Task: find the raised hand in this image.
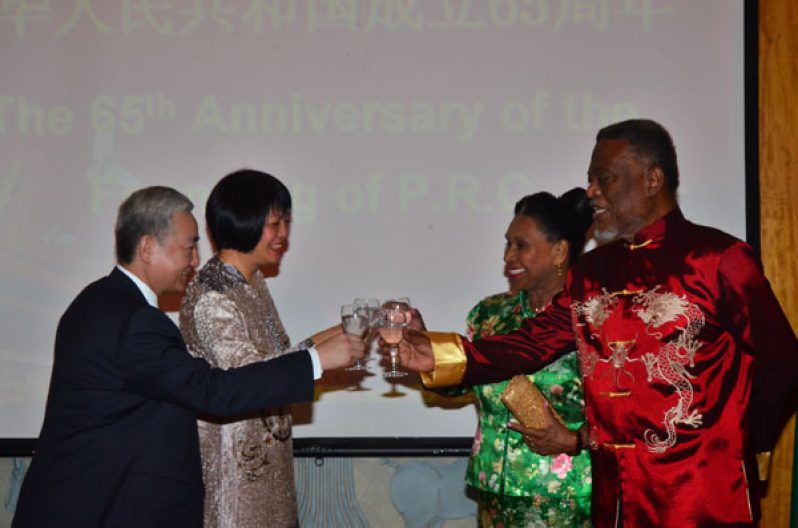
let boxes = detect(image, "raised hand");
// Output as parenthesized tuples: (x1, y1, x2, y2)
(315, 330, 365, 371)
(394, 328, 435, 372)
(405, 308, 427, 331)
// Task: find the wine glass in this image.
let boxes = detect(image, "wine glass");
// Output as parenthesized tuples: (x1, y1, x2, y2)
(341, 304, 370, 372)
(382, 297, 411, 325)
(353, 298, 380, 327)
(378, 307, 408, 379)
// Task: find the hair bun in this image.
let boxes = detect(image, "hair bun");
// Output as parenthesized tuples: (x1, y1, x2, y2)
(513, 187, 593, 264)
(557, 187, 593, 236)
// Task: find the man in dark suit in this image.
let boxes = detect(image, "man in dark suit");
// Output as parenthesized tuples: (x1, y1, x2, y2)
(13, 186, 364, 527)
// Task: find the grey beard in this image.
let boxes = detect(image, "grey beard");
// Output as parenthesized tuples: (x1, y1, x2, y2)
(592, 227, 619, 245)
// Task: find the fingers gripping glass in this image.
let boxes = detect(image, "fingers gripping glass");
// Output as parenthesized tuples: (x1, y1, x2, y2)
(381, 298, 411, 320)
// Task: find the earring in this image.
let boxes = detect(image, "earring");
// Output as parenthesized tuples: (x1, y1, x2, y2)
(556, 264, 563, 277)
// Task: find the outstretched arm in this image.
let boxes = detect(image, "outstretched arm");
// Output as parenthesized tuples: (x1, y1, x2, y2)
(397, 290, 576, 388)
(119, 306, 315, 417)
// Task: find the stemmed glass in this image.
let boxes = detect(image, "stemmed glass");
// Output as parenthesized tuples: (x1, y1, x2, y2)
(341, 304, 370, 372)
(353, 298, 380, 328)
(378, 306, 408, 379)
(382, 297, 412, 325)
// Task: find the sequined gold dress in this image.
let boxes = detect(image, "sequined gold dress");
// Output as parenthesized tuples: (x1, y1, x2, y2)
(180, 256, 301, 528)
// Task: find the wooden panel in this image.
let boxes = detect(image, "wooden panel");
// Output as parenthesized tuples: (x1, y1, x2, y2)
(759, 0, 798, 526)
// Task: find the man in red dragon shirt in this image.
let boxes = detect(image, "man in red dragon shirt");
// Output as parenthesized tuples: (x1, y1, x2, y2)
(397, 119, 798, 527)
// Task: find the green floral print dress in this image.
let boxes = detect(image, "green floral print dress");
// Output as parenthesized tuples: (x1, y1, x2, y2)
(465, 290, 592, 527)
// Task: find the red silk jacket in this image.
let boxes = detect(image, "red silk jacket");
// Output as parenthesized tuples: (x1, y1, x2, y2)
(456, 208, 798, 527)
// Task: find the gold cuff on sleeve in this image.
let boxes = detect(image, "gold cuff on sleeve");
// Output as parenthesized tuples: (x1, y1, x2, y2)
(420, 332, 467, 388)
(756, 451, 772, 482)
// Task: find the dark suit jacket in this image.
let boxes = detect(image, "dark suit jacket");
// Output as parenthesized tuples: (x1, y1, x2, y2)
(13, 268, 314, 527)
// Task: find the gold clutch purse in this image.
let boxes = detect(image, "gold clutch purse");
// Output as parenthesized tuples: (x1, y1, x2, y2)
(500, 375, 563, 429)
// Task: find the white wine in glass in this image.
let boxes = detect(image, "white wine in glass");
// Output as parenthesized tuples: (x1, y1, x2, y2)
(341, 304, 369, 372)
(342, 313, 369, 337)
(353, 297, 380, 327)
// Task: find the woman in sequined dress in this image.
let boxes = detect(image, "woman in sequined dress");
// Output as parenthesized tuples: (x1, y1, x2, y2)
(179, 169, 338, 528)
(465, 189, 594, 527)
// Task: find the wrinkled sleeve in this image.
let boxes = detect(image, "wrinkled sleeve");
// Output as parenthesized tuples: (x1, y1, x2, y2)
(193, 292, 263, 370)
(463, 288, 576, 386)
(421, 300, 485, 394)
(432, 300, 486, 396)
(420, 332, 469, 388)
(118, 306, 313, 416)
(718, 241, 798, 453)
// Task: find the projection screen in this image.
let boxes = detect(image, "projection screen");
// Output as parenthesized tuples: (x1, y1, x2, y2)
(0, 1, 747, 443)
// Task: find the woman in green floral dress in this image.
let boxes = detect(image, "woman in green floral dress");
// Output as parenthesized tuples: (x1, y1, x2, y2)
(465, 189, 594, 527)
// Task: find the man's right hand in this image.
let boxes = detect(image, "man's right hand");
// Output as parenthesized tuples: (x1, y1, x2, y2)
(396, 329, 435, 372)
(316, 330, 365, 371)
(406, 308, 427, 331)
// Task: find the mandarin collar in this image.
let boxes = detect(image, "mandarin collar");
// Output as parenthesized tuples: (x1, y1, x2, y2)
(200, 254, 260, 287)
(625, 207, 684, 250)
(518, 290, 533, 318)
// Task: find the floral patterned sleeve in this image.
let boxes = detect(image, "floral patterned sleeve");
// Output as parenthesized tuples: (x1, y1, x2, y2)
(193, 291, 263, 370)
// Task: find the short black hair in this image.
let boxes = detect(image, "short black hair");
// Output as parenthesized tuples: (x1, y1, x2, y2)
(205, 169, 292, 252)
(596, 118, 679, 194)
(514, 188, 593, 264)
